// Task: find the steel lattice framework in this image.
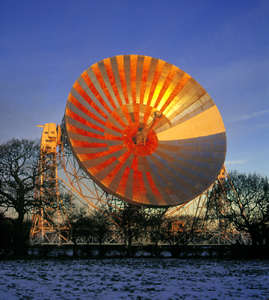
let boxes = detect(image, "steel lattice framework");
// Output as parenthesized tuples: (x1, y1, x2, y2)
(30, 124, 70, 244)
(30, 128, 248, 245)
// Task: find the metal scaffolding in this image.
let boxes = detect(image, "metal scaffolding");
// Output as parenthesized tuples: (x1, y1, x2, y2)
(30, 123, 70, 244)
(29, 124, 250, 246)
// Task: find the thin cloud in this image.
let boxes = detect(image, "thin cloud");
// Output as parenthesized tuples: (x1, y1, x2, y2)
(257, 123, 269, 128)
(229, 109, 269, 123)
(225, 160, 248, 165)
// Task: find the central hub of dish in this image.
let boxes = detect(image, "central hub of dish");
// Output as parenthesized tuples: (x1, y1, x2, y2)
(122, 123, 158, 156)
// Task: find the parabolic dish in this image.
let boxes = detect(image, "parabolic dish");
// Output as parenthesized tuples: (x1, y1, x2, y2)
(65, 55, 226, 207)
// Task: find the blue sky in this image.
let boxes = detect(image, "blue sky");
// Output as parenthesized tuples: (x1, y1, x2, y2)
(0, 0, 268, 176)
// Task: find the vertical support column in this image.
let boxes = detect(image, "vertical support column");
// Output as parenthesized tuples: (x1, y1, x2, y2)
(29, 123, 70, 245)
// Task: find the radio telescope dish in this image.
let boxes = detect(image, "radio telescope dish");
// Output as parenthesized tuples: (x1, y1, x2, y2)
(65, 55, 226, 207)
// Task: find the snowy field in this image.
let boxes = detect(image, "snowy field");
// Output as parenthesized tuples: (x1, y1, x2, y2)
(0, 258, 268, 300)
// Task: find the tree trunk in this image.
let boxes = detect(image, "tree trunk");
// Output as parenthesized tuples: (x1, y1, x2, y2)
(72, 241, 78, 257)
(249, 229, 258, 246)
(13, 210, 28, 256)
(127, 235, 132, 257)
(99, 240, 104, 258)
(154, 241, 159, 257)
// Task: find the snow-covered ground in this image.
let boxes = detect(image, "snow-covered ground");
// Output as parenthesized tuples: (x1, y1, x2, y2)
(0, 258, 268, 299)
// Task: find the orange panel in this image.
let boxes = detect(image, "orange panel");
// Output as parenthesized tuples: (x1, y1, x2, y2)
(68, 94, 106, 126)
(73, 81, 108, 120)
(146, 59, 166, 106)
(142, 105, 153, 125)
(88, 156, 117, 176)
(133, 170, 149, 204)
(103, 58, 123, 106)
(101, 151, 131, 187)
(91, 63, 117, 110)
(120, 105, 133, 125)
(104, 133, 122, 141)
(160, 72, 191, 113)
(110, 109, 127, 128)
(116, 167, 130, 197)
(66, 107, 104, 133)
(131, 156, 138, 171)
(133, 104, 140, 124)
(118, 149, 132, 163)
(81, 71, 113, 115)
(140, 56, 152, 104)
(116, 55, 129, 104)
(66, 123, 105, 140)
(78, 144, 123, 161)
(130, 55, 137, 104)
(70, 139, 107, 148)
(154, 65, 178, 109)
(105, 120, 123, 134)
(146, 172, 166, 205)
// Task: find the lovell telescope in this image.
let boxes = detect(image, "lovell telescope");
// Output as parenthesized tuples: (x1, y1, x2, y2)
(30, 55, 237, 245)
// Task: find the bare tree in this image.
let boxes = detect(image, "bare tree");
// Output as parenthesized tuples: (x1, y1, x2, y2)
(0, 139, 40, 254)
(69, 207, 91, 256)
(209, 171, 269, 245)
(145, 208, 167, 256)
(91, 209, 113, 257)
(113, 204, 146, 256)
(147, 213, 165, 246)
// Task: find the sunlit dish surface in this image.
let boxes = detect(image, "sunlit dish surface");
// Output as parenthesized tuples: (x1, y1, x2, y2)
(65, 55, 226, 206)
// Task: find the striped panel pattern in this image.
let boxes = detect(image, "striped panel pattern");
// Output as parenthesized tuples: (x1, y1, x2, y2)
(65, 55, 227, 207)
